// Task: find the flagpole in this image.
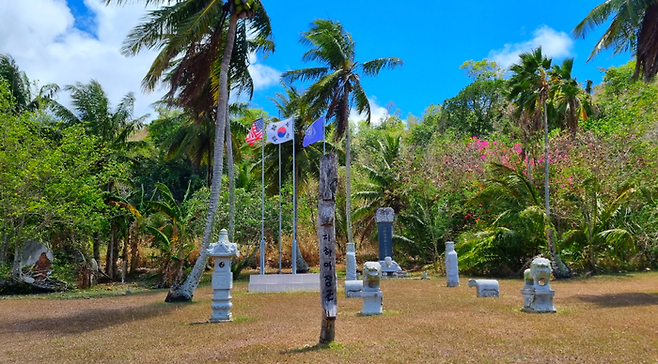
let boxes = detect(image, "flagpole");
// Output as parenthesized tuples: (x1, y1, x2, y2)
(292, 117, 297, 275)
(260, 130, 265, 275)
(278, 143, 282, 275)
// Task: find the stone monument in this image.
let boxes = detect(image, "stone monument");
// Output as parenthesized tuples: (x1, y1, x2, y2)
(468, 279, 499, 297)
(207, 229, 239, 322)
(360, 261, 383, 315)
(346, 242, 357, 281)
(445, 241, 459, 287)
(375, 208, 402, 276)
(520, 257, 556, 313)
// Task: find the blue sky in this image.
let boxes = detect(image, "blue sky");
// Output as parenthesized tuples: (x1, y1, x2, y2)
(0, 0, 630, 123)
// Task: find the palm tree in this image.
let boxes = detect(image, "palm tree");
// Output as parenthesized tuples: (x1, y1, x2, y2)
(458, 163, 550, 276)
(562, 178, 635, 273)
(573, 0, 658, 81)
(0, 54, 59, 115)
(549, 58, 591, 136)
(281, 19, 403, 246)
(108, 0, 272, 301)
(51, 79, 147, 278)
(353, 134, 404, 243)
(507, 47, 571, 278)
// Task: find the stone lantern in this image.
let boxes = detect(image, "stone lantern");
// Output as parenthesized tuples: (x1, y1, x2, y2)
(207, 229, 239, 323)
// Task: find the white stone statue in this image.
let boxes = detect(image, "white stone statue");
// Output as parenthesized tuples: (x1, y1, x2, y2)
(520, 257, 556, 313)
(468, 279, 499, 297)
(360, 261, 383, 315)
(445, 241, 459, 287)
(528, 257, 551, 290)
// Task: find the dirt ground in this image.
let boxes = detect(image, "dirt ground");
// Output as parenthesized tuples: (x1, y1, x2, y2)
(1, 272, 658, 363)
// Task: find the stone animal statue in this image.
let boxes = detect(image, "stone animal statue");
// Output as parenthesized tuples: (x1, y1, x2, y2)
(468, 278, 499, 297)
(362, 262, 382, 291)
(529, 257, 552, 289)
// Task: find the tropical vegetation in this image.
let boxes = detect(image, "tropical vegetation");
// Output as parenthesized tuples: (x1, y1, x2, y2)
(4, 0, 658, 300)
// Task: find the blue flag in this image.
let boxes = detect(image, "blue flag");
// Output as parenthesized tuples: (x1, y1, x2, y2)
(303, 117, 325, 147)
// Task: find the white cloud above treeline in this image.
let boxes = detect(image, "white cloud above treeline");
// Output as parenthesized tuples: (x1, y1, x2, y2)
(488, 26, 574, 68)
(0, 0, 281, 121)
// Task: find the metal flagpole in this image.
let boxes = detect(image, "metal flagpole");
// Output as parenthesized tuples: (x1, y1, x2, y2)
(292, 118, 297, 275)
(260, 131, 265, 275)
(276, 113, 282, 275)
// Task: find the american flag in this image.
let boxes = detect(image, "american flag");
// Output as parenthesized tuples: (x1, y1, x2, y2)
(245, 118, 264, 145)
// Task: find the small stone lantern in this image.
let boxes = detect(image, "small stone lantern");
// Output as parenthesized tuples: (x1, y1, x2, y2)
(207, 229, 239, 323)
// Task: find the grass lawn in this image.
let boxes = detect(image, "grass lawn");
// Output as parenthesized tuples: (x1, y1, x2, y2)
(1, 271, 658, 363)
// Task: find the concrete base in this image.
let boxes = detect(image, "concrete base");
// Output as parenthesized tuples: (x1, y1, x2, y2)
(248, 273, 320, 293)
(345, 280, 363, 298)
(521, 286, 556, 313)
(361, 290, 383, 316)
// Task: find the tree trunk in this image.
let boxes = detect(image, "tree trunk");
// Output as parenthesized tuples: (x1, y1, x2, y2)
(345, 124, 354, 246)
(543, 101, 571, 279)
(226, 108, 235, 242)
(165, 13, 237, 303)
(0, 221, 9, 265)
(129, 225, 139, 274)
(93, 232, 101, 266)
(318, 153, 338, 344)
(294, 145, 309, 273)
(105, 219, 116, 278)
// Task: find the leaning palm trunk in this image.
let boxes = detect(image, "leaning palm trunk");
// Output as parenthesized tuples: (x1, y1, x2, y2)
(226, 107, 235, 242)
(345, 123, 355, 246)
(543, 101, 571, 279)
(165, 13, 238, 302)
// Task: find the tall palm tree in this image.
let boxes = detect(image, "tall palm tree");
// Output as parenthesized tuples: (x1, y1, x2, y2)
(281, 19, 403, 246)
(549, 58, 591, 136)
(573, 0, 658, 81)
(108, 0, 272, 301)
(507, 47, 571, 278)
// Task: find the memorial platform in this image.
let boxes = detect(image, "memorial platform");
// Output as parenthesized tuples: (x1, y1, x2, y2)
(248, 273, 320, 293)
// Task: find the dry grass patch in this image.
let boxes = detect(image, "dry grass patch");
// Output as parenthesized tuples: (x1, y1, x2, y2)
(2, 272, 658, 363)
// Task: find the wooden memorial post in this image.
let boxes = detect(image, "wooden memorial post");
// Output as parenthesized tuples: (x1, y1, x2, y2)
(318, 153, 338, 344)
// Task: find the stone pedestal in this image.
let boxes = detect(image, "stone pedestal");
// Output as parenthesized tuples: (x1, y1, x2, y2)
(207, 229, 239, 323)
(521, 286, 556, 313)
(361, 262, 383, 315)
(445, 241, 459, 287)
(346, 243, 357, 281)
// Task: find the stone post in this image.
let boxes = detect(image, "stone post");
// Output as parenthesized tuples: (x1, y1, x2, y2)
(445, 241, 459, 287)
(207, 229, 239, 323)
(346, 242, 357, 281)
(375, 208, 401, 275)
(375, 208, 394, 261)
(318, 153, 338, 344)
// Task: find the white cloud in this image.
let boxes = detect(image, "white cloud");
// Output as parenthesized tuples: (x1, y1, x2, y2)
(488, 26, 574, 68)
(349, 96, 389, 126)
(247, 52, 281, 92)
(0, 0, 281, 122)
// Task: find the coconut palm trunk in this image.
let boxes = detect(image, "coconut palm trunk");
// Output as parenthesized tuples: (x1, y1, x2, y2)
(543, 100, 571, 279)
(165, 13, 238, 302)
(226, 106, 235, 242)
